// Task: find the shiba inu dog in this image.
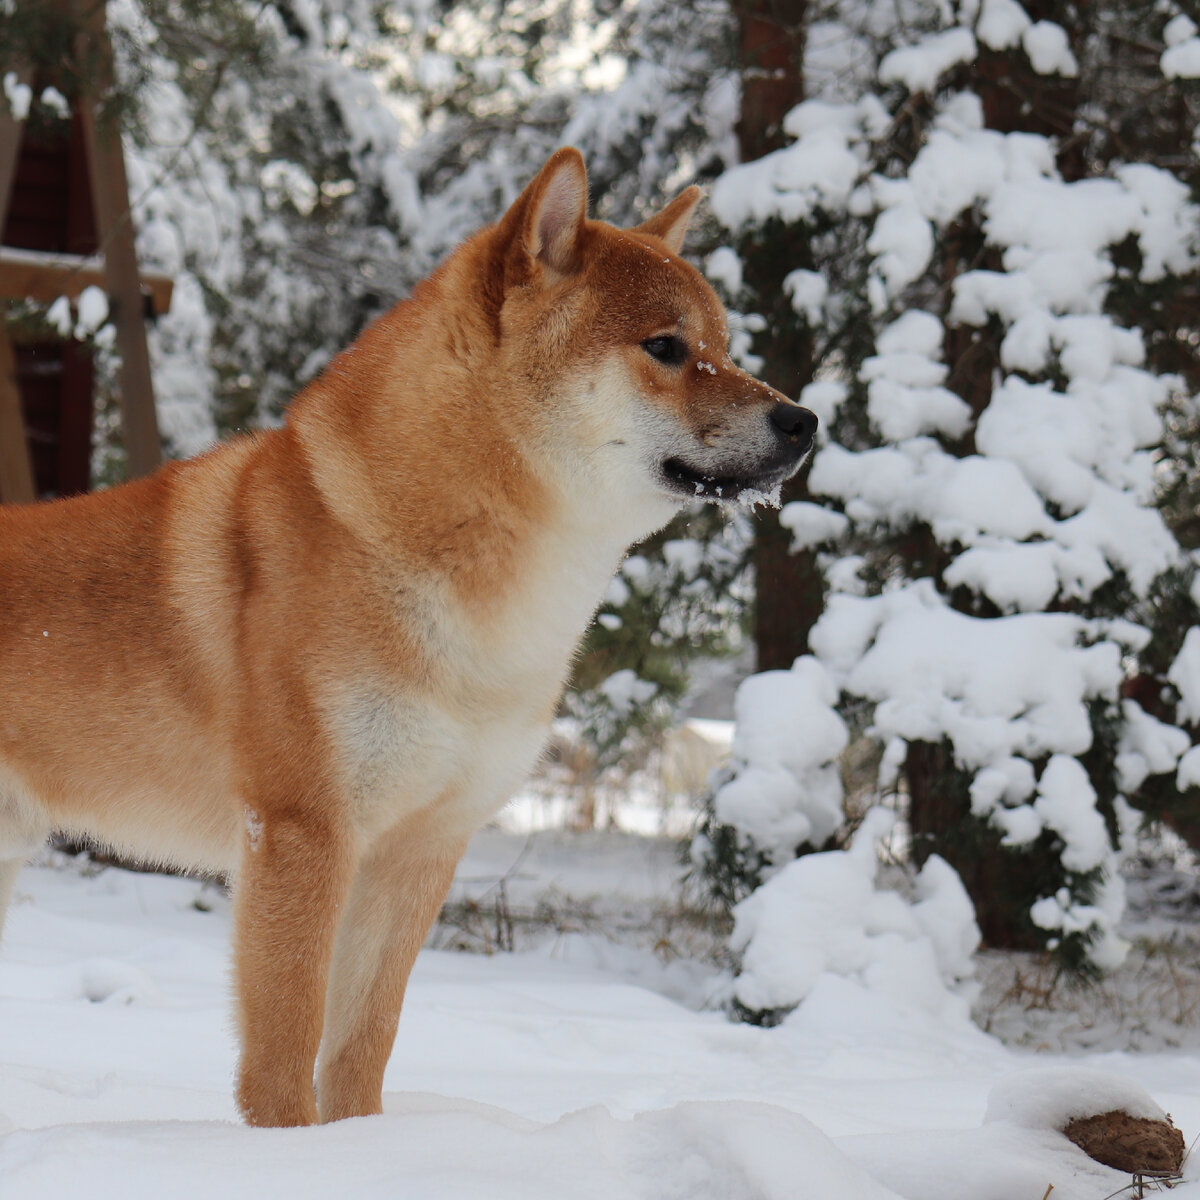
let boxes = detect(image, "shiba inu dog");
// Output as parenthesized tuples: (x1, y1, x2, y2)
(0, 149, 816, 1126)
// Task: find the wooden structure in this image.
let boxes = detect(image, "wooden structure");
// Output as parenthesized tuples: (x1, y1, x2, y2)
(0, 0, 171, 504)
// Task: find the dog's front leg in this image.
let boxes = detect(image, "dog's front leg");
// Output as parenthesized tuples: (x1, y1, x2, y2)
(233, 803, 358, 1127)
(316, 809, 465, 1122)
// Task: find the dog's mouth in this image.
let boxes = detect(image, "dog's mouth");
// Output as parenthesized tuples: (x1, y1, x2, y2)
(660, 457, 789, 503)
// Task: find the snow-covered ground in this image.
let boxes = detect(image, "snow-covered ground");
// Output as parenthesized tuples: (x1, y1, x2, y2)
(2, 830, 1198, 1199)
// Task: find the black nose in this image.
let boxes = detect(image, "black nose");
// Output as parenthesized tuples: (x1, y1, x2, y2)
(770, 401, 818, 449)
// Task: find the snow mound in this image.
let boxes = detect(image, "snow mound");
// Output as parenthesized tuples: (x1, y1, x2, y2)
(0, 1097, 902, 1200)
(841, 1066, 1179, 1200)
(731, 809, 980, 1020)
(984, 1066, 1167, 1130)
(841, 1122, 1132, 1200)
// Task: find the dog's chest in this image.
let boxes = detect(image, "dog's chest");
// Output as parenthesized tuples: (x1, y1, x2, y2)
(334, 524, 632, 839)
(333, 685, 550, 840)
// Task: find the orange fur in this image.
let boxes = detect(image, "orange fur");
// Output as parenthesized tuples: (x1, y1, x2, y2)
(0, 149, 815, 1125)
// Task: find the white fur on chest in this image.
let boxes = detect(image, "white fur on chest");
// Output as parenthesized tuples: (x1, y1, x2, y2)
(332, 685, 550, 842)
(332, 465, 676, 844)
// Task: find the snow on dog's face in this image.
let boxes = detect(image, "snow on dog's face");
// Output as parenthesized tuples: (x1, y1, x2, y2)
(493, 149, 817, 505)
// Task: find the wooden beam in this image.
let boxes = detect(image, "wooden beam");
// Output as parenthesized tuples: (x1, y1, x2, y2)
(0, 328, 35, 504)
(0, 72, 38, 503)
(75, 2, 162, 479)
(0, 246, 174, 315)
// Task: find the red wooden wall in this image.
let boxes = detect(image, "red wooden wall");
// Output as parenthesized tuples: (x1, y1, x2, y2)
(3, 111, 98, 498)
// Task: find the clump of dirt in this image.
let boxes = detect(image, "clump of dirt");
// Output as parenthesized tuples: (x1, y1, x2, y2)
(1063, 1109, 1185, 1175)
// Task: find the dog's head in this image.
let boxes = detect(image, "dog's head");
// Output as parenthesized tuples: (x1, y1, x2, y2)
(484, 149, 817, 507)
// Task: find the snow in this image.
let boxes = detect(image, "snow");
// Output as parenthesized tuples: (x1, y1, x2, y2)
(1032, 756, 1108, 873)
(4, 846, 1200, 1199)
(45, 296, 72, 339)
(705, 246, 743, 296)
(943, 540, 1103, 613)
(3, 71, 30, 121)
(73, 286, 109, 338)
(813, 582, 1123, 769)
(1021, 21, 1078, 76)
(810, 440, 1054, 546)
(698, 0, 1199, 991)
(662, 538, 705, 577)
(1169, 628, 1200, 725)
(811, 360, 1177, 606)
(710, 100, 868, 229)
(984, 179, 1143, 285)
(1030, 873, 1129, 970)
(973, 375, 1161, 513)
(865, 376, 972, 444)
(1178, 744, 1200, 791)
(860, 314, 971, 442)
(712, 660, 847, 862)
(782, 268, 827, 324)
(779, 501, 849, 550)
(878, 30, 977, 93)
(976, 0, 1031, 50)
(597, 670, 658, 717)
(969, 756, 1036, 815)
(984, 1065, 1167, 1128)
(730, 810, 980, 1019)
(1116, 699, 1190, 794)
(913, 855, 981, 987)
(1162, 37, 1200, 79)
(39, 86, 69, 119)
(841, 1121, 1124, 1200)
(1166, 14, 1199, 45)
(260, 160, 319, 216)
(866, 203, 934, 299)
(1115, 164, 1200, 282)
(802, 577, 1136, 965)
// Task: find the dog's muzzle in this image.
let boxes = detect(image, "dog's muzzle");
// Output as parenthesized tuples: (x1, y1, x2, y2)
(660, 402, 818, 501)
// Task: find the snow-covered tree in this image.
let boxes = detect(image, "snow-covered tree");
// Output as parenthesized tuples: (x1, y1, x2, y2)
(696, 0, 1200, 995)
(102, 0, 425, 465)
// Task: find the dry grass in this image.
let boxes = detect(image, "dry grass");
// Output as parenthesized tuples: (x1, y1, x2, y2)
(974, 932, 1200, 1053)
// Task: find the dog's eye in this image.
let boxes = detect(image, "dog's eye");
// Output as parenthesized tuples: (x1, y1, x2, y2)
(641, 336, 687, 366)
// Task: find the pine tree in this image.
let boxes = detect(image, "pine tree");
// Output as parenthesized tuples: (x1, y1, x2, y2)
(695, 0, 1200, 994)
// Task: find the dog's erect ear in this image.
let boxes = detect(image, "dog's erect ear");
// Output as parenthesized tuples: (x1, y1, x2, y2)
(632, 186, 702, 255)
(512, 148, 589, 281)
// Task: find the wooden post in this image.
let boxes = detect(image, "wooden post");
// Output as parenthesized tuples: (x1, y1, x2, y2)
(0, 330, 35, 503)
(74, 0, 162, 479)
(0, 69, 36, 503)
(0, 71, 26, 228)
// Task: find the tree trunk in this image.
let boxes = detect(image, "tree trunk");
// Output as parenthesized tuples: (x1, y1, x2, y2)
(731, 0, 822, 672)
(906, 740, 1058, 950)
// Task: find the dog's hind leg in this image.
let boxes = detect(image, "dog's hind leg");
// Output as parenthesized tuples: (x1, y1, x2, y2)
(0, 776, 45, 943)
(315, 809, 465, 1123)
(232, 797, 359, 1128)
(0, 856, 24, 941)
